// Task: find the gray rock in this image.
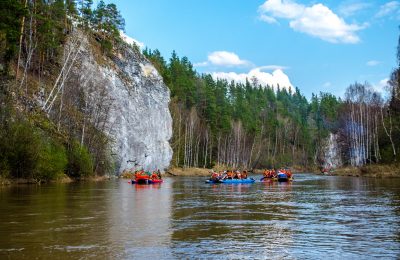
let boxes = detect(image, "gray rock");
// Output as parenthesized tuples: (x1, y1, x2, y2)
(71, 31, 172, 173)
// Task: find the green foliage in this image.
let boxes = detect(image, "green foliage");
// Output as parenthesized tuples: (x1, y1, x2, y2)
(100, 39, 113, 54)
(0, 0, 26, 72)
(1, 0, 397, 174)
(0, 119, 68, 181)
(0, 94, 96, 181)
(67, 141, 94, 178)
(79, 0, 93, 27)
(5, 120, 41, 179)
(35, 139, 68, 181)
(146, 48, 375, 168)
(92, 0, 125, 53)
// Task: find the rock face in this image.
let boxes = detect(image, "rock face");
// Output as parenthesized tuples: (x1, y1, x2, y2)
(72, 32, 172, 173)
(322, 133, 342, 169)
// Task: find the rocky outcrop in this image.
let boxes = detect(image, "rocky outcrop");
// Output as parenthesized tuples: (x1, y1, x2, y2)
(322, 133, 342, 169)
(71, 31, 172, 173)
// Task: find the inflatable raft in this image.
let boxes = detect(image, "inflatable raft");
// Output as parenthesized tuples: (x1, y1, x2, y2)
(131, 176, 163, 184)
(277, 172, 290, 182)
(205, 178, 255, 184)
(260, 177, 278, 182)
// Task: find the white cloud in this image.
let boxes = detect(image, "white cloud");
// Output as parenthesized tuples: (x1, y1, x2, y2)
(258, 65, 289, 70)
(338, 2, 371, 17)
(259, 0, 305, 19)
(373, 78, 389, 93)
(323, 82, 332, 88)
(290, 4, 364, 43)
(194, 51, 250, 68)
(120, 31, 145, 49)
(366, 60, 381, 66)
(211, 68, 293, 91)
(208, 51, 250, 67)
(259, 14, 279, 24)
(258, 0, 365, 44)
(376, 1, 400, 18)
(193, 61, 208, 67)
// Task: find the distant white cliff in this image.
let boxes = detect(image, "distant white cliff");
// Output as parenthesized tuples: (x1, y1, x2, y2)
(71, 31, 172, 173)
(322, 133, 342, 169)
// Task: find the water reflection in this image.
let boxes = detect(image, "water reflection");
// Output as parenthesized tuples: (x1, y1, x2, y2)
(0, 174, 399, 259)
(170, 178, 297, 258)
(107, 179, 172, 259)
(0, 182, 112, 259)
(0, 180, 173, 259)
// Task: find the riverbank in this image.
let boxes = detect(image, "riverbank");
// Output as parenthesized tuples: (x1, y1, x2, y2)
(167, 167, 212, 176)
(253, 165, 317, 174)
(167, 166, 316, 177)
(120, 164, 400, 179)
(0, 174, 111, 185)
(329, 164, 400, 178)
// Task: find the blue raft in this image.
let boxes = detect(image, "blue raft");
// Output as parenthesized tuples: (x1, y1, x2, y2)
(277, 173, 288, 182)
(205, 178, 255, 184)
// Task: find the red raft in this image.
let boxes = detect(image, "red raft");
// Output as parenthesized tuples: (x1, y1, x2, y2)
(131, 175, 163, 184)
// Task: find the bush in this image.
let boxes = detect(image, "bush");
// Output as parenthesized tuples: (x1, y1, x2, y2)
(67, 141, 94, 178)
(34, 139, 68, 182)
(6, 121, 41, 179)
(100, 39, 113, 54)
(0, 158, 10, 178)
(0, 119, 68, 181)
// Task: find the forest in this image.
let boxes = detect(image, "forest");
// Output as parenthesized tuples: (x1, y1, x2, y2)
(144, 47, 400, 170)
(0, 0, 125, 182)
(0, 0, 399, 183)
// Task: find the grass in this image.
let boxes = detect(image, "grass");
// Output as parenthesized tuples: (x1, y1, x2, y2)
(332, 164, 400, 178)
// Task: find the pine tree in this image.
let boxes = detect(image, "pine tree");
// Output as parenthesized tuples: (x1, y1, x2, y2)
(0, 0, 26, 73)
(79, 0, 93, 28)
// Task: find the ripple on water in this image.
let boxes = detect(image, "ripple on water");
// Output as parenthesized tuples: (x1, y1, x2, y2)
(0, 174, 399, 259)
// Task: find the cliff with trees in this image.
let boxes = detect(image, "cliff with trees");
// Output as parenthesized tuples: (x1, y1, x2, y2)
(0, 0, 172, 183)
(0, 1, 399, 183)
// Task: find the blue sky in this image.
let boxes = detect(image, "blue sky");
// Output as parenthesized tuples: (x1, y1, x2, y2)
(102, 0, 399, 98)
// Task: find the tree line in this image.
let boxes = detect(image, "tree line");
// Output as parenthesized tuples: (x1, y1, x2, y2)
(0, 0, 125, 182)
(144, 32, 400, 170)
(0, 0, 398, 182)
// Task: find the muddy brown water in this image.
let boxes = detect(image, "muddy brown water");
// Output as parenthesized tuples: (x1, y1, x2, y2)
(0, 174, 399, 259)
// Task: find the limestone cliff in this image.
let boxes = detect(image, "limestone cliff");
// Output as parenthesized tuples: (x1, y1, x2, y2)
(70, 31, 172, 173)
(322, 133, 342, 169)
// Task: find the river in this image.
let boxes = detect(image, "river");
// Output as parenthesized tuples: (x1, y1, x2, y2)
(0, 174, 399, 259)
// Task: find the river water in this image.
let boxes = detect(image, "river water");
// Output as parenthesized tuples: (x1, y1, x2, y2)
(0, 174, 399, 259)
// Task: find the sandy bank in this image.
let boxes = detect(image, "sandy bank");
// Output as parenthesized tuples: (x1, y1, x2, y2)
(329, 164, 400, 178)
(166, 167, 212, 177)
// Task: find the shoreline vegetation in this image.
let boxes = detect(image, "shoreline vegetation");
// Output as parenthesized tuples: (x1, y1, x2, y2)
(1, 1, 399, 186)
(166, 165, 400, 178)
(326, 164, 400, 178)
(0, 175, 111, 186)
(118, 165, 400, 179)
(2, 164, 399, 185)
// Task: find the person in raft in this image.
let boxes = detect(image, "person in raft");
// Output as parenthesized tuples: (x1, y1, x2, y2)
(233, 170, 241, 179)
(135, 170, 145, 178)
(221, 170, 233, 180)
(262, 170, 268, 179)
(210, 171, 220, 181)
(285, 169, 293, 179)
(242, 170, 248, 179)
(151, 171, 159, 180)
